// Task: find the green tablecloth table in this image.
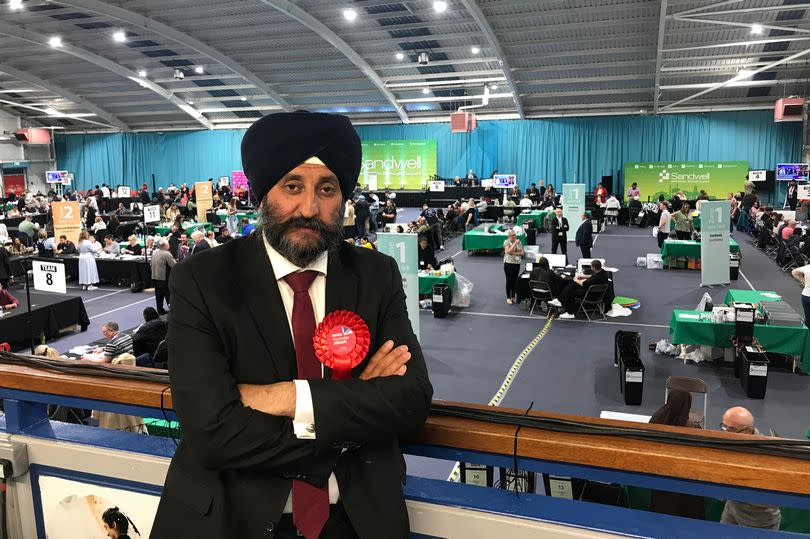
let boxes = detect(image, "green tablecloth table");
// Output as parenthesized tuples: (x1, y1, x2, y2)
(217, 210, 259, 221)
(660, 238, 739, 265)
(462, 224, 527, 251)
(155, 221, 213, 235)
(516, 210, 548, 228)
(723, 290, 782, 305)
(418, 272, 456, 295)
(669, 309, 810, 371)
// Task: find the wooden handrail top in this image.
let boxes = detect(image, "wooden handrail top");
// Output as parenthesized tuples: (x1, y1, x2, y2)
(0, 363, 807, 494)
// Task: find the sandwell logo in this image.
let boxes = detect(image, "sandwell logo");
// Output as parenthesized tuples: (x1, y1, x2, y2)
(361, 155, 423, 173)
(659, 171, 670, 183)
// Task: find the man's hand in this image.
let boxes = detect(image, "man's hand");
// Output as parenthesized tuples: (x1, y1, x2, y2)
(360, 340, 411, 380)
(238, 381, 296, 418)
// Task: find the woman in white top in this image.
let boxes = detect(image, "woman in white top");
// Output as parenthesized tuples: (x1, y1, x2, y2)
(604, 195, 621, 225)
(91, 216, 107, 233)
(657, 201, 672, 248)
(77, 230, 101, 290)
(791, 264, 810, 329)
(503, 228, 524, 304)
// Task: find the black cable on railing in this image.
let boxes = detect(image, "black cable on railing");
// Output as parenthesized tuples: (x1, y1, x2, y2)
(0, 352, 170, 384)
(430, 403, 810, 461)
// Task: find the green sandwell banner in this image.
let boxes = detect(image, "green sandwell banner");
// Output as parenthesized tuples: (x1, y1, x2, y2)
(360, 140, 438, 190)
(623, 161, 749, 201)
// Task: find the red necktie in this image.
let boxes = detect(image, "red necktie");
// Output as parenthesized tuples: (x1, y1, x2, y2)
(283, 270, 329, 539)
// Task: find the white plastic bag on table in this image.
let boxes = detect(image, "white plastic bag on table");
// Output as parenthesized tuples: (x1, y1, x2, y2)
(451, 272, 473, 308)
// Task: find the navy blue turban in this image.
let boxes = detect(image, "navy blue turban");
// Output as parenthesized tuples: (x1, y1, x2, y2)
(240, 111, 362, 203)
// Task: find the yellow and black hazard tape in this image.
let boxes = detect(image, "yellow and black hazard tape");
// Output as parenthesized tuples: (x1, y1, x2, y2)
(446, 313, 555, 482)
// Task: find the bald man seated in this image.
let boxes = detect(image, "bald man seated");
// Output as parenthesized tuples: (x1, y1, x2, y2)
(720, 407, 782, 530)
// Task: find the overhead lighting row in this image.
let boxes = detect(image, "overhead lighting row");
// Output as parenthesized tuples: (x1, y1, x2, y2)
(344, 1, 448, 21)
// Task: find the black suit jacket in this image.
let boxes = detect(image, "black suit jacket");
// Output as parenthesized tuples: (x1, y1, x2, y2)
(549, 216, 569, 240)
(151, 235, 433, 539)
(189, 240, 210, 256)
(575, 220, 593, 248)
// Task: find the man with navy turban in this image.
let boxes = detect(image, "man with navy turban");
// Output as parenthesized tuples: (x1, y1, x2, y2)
(153, 111, 433, 539)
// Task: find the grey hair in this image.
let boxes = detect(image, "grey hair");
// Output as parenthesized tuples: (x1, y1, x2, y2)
(103, 321, 119, 332)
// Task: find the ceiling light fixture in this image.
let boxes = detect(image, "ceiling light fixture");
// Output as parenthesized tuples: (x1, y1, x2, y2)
(187, 99, 194, 105)
(422, 88, 430, 94)
(736, 69, 754, 79)
(343, 8, 357, 21)
(9, 0, 23, 10)
(137, 69, 147, 77)
(112, 30, 126, 42)
(490, 84, 498, 90)
(395, 52, 405, 61)
(44, 107, 63, 117)
(471, 46, 480, 54)
(194, 66, 204, 74)
(240, 96, 247, 102)
(48, 36, 62, 48)
(750, 24, 764, 35)
(433, 0, 448, 13)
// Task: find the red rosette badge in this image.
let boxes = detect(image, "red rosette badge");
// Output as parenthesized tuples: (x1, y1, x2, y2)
(313, 310, 370, 379)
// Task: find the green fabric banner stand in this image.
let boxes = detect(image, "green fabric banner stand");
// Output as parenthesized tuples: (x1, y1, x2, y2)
(700, 200, 730, 287)
(376, 233, 420, 339)
(562, 183, 586, 242)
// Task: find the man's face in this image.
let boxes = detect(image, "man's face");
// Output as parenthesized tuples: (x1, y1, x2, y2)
(258, 163, 344, 267)
(180, 234, 188, 244)
(555, 208, 562, 217)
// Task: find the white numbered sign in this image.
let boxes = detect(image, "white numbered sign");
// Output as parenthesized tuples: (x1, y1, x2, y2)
(144, 204, 161, 224)
(32, 260, 67, 294)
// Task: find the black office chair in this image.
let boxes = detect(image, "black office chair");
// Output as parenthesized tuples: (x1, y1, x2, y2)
(576, 284, 608, 321)
(528, 280, 554, 318)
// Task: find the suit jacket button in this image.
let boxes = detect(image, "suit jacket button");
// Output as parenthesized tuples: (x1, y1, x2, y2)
(265, 522, 275, 533)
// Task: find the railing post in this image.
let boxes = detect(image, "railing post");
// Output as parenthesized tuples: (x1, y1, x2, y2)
(3, 398, 49, 434)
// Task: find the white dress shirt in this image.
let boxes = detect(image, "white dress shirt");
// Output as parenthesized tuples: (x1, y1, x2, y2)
(262, 237, 340, 511)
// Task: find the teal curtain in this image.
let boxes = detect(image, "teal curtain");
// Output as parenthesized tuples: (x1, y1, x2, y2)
(56, 111, 801, 193)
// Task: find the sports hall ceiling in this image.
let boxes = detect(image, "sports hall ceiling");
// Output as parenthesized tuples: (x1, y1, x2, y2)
(0, 0, 807, 132)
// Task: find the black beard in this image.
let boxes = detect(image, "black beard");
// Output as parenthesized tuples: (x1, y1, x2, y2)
(258, 201, 344, 267)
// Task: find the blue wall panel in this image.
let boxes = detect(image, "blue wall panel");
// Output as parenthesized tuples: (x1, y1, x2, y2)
(55, 111, 801, 192)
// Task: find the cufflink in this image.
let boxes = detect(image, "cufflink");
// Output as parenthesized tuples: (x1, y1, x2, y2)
(306, 424, 315, 433)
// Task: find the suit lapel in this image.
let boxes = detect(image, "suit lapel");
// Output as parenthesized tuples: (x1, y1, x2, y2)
(239, 235, 296, 381)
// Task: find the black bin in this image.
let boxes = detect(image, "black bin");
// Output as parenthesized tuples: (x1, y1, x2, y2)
(432, 283, 451, 318)
(614, 330, 640, 368)
(740, 345, 769, 399)
(730, 254, 741, 281)
(619, 356, 645, 405)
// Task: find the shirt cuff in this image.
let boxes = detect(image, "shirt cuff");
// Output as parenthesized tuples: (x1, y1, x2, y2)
(292, 380, 316, 440)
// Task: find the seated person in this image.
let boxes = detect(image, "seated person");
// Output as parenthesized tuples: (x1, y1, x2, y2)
(102, 235, 120, 255)
(35, 230, 56, 256)
(502, 197, 517, 222)
(552, 259, 610, 319)
(358, 236, 375, 250)
(133, 307, 168, 366)
(215, 227, 233, 244)
(55, 234, 77, 254)
(518, 194, 533, 208)
(240, 217, 255, 235)
(418, 236, 438, 271)
(0, 282, 19, 311)
(121, 235, 143, 255)
(530, 256, 565, 297)
(81, 321, 133, 363)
